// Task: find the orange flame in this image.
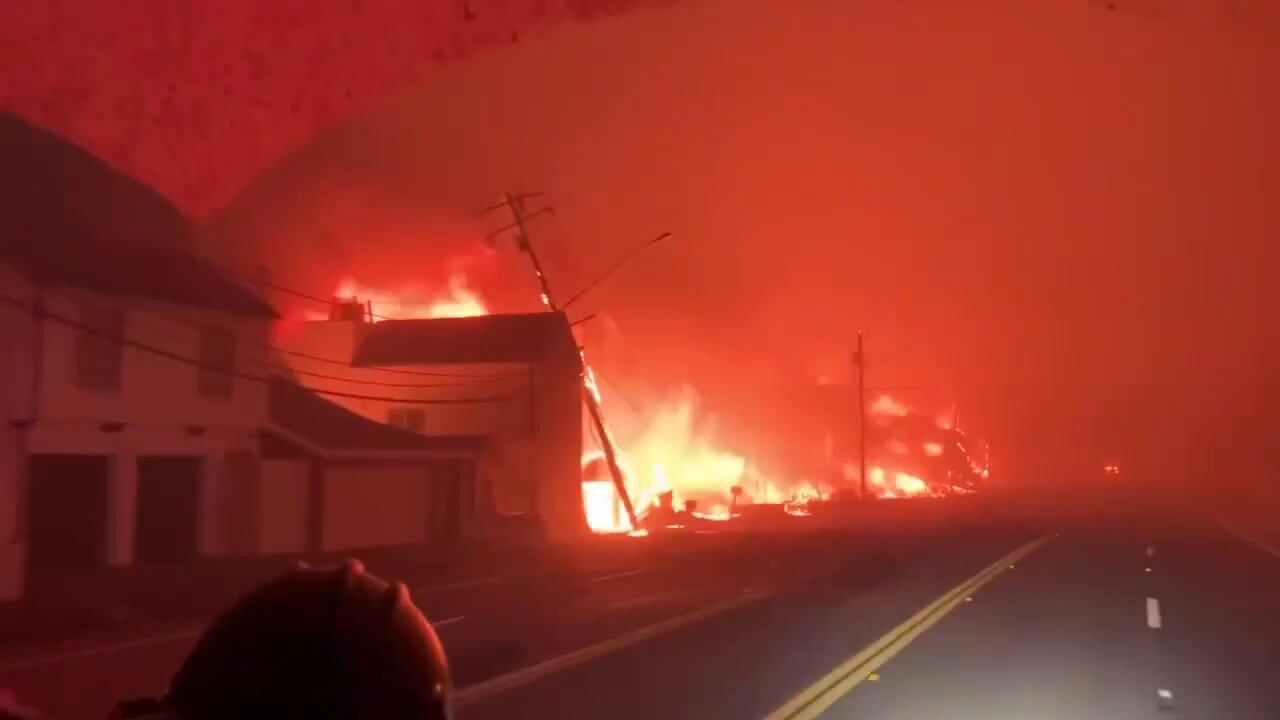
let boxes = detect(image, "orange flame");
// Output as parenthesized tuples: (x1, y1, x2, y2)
(893, 471, 930, 496)
(307, 272, 489, 322)
(842, 463, 934, 499)
(581, 388, 816, 533)
(871, 395, 911, 417)
(846, 394, 966, 499)
(298, 273, 822, 531)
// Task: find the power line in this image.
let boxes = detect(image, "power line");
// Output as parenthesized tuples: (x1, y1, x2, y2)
(0, 294, 513, 406)
(268, 362, 507, 390)
(595, 371, 641, 418)
(125, 309, 512, 388)
(272, 346, 512, 382)
(484, 191, 640, 530)
(174, 247, 399, 323)
(562, 231, 674, 311)
(165, 245, 517, 381)
(273, 344, 513, 381)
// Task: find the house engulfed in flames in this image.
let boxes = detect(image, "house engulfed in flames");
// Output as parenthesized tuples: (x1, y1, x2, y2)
(278, 275, 824, 536)
(275, 274, 977, 539)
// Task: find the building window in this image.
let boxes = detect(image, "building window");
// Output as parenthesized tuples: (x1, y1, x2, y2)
(197, 325, 236, 398)
(75, 302, 124, 391)
(388, 407, 426, 433)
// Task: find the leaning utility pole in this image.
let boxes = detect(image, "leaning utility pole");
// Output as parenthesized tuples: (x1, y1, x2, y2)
(485, 192, 640, 531)
(854, 331, 868, 501)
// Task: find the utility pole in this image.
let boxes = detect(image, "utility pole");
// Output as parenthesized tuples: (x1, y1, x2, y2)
(485, 192, 640, 531)
(855, 331, 868, 501)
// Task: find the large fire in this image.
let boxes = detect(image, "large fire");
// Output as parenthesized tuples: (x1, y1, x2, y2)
(310, 274, 788, 533)
(580, 388, 810, 533)
(306, 273, 488, 321)
(839, 393, 985, 500)
(304, 274, 969, 532)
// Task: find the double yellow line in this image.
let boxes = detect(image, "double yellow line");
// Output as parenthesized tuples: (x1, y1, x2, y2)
(765, 534, 1052, 720)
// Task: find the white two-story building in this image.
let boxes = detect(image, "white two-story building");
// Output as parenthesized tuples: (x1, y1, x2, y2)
(273, 301, 589, 541)
(0, 112, 279, 602)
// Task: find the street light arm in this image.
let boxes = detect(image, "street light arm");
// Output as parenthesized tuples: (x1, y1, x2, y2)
(562, 232, 673, 311)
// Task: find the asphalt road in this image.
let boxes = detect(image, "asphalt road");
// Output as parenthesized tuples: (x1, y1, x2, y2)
(4, 500, 1280, 719)
(0, 526, 917, 718)
(457, 509, 1280, 719)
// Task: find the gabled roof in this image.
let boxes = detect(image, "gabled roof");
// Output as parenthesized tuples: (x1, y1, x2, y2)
(267, 376, 487, 456)
(352, 311, 577, 367)
(0, 112, 277, 318)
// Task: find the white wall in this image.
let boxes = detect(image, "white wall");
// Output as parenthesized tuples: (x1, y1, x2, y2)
(37, 287, 271, 430)
(0, 264, 36, 599)
(259, 459, 309, 555)
(271, 319, 589, 545)
(273, 320, 534, 435)
(24, 422, 262, 557)
(477, 434, 540, 516)
(532, 357, 588, 540)
(0, 268, 275, 599)
(0, 427, 25, 600)
(276, 320, 585, 541)
(0, 264, 37, 420)
(322, 465, 429, 551)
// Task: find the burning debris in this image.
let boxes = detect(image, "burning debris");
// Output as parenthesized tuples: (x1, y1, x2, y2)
(839, 394, 988, 499)
(304, 272, 488, 321)
(581, 388, 791, 533)
(294, 271, 815, 535)
(293, 271, 975, 534)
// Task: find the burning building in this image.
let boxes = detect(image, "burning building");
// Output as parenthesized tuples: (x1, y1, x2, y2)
(838, 394, 987, 499)
(278, 274, 823, 536)
(580, 386, 799, 532)
(272, 301, 587, 541)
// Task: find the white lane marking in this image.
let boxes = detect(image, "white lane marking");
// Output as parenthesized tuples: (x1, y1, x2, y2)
(415, 571, 546, 596)
(1157, 688, 1173, 700)
(0, 613, 473, 673)
(607, 590, 688, 611)
(1146, 545, 1155, 557)
(457, 591, 766, 706)
(1146, 597, 1162, 629)
(0, 629, 201, 673)
(590, 568, 648, 584)
(1217, 519, 1280, 561)
(0, 573, 524, 672)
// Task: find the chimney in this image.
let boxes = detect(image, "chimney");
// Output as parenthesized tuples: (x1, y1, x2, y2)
(329, 298, 367, 323)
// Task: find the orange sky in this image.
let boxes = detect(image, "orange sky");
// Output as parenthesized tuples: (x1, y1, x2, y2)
(211, 0, 1280, 480)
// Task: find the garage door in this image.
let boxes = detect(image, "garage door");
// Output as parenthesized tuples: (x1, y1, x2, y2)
(136, 456, 201, 563)
(26, 454, 110, 574)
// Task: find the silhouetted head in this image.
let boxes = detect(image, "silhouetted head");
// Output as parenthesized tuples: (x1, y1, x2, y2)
(113, 560, 453, 720)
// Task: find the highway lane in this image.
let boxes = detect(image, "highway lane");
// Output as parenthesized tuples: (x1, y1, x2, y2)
(459, 512, 1280, 720)
(817, 518, 1280, 719)
(1156, 521, 1280, 719)
(458, 520, 1039, 719)
(14, 500, 1274, 720)
(823, 522, 1166, 719)
(0, 528, 904, 718)
(0, 550, 659, 718)
(0, 514, 991, 718)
